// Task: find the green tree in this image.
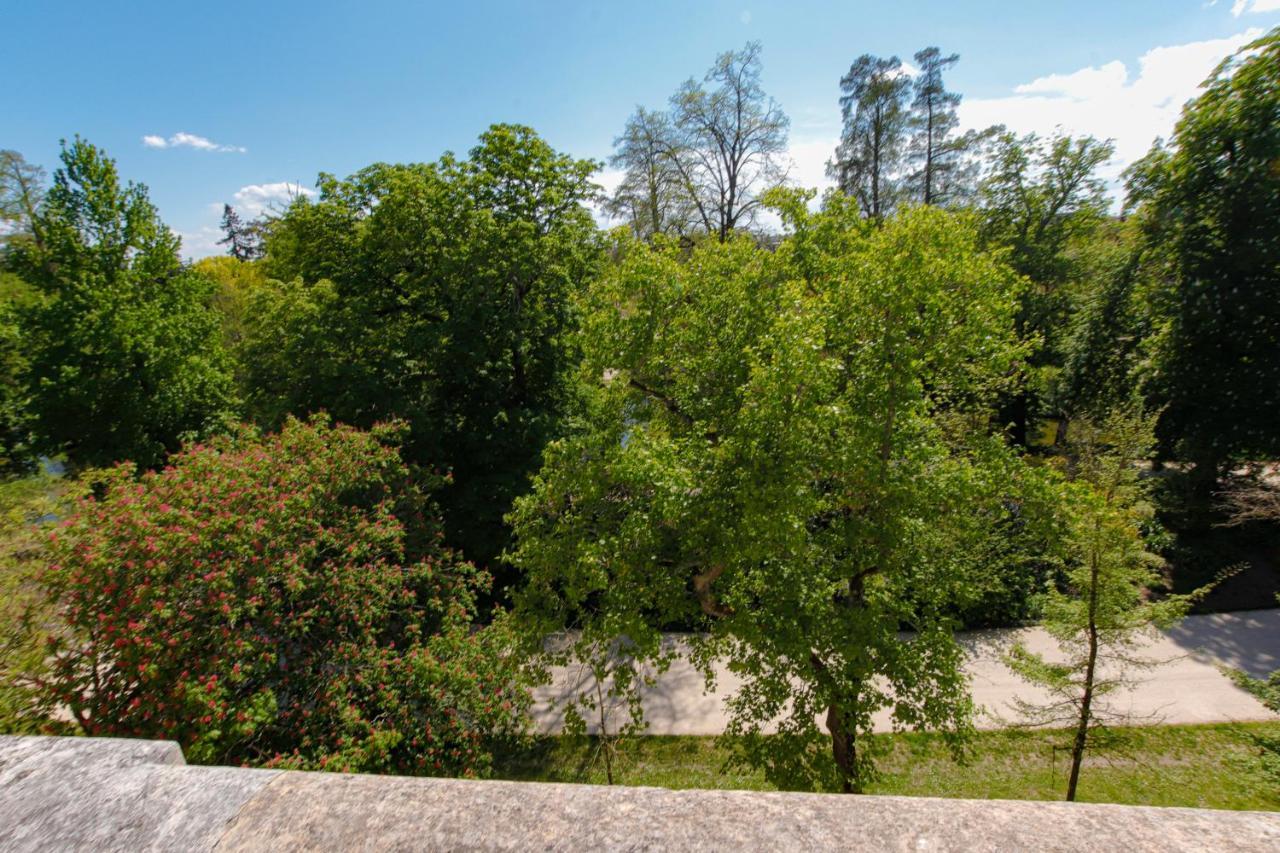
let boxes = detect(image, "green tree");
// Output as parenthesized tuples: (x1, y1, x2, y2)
(978, 131, 1114, 447)
(905, 48, 994, 207)
(0, 150, 45, 242)
(606, 43, 792, 242)
(510, 194, 1041, 793)
(256, 125, 601, 585)
(0, 151, 46, 472)
(606, 108, 698, 241)
(1054, 221, 1149, 424)
(5, 138, 236, 469)
(1005, 409, 1201, 801)
(237, 275, 341, 428)
(1126, 28, 1280, 495)
(831, 54, 911, 220)
(0, 275, 36, 474)
(216, 203, 263, 261)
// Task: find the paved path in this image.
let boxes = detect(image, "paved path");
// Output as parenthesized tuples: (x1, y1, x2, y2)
(531, 609, 1280, 735)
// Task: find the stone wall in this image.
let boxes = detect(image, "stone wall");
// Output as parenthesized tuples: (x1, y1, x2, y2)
(2, 735, 1278, 851)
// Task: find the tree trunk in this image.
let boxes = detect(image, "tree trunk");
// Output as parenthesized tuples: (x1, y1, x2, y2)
(1008, 389, 1030, 449)
(596, 677, 615, 786)
(1053, 416, 1070, 447)
(826, 702, 860, 794)
(1067, 544, 1101, 802)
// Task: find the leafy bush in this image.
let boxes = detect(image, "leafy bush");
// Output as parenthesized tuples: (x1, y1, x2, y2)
(1229, 666, 1280, 790)
(38, 416, 530, 776)
(0, 472, 72, 733)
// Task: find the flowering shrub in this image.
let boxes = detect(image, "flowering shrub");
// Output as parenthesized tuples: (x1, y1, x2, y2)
(38, 415, 530, 776)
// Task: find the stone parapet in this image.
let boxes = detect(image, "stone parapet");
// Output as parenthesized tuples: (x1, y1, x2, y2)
(2, 735, 1278, 851)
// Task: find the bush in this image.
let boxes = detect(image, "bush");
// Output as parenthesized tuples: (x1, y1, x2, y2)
(0, 472, 72, 733)
(38, 416, 530, 776)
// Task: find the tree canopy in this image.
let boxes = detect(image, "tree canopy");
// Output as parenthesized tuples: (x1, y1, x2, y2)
(249, 124, 602, 582)
(5, 138, 235, 469)
(1127, 29, 1280, 484)
(510, 193, 1060, 792)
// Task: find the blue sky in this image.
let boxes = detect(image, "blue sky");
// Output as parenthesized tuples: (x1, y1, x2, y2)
(5, 1, 1278, 257)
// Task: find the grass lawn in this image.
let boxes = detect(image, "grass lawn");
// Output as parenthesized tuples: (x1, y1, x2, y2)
(493, 722, 1280, 811)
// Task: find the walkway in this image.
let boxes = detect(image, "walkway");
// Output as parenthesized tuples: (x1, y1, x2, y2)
(531, 610, 1280, 735)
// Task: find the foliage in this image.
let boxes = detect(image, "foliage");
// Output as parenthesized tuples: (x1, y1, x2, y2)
(1005, 409, 1203, 800)
(1228, 667, 1280, 791)
(0, 150, 45, 244)
(831, 54, 912, 219)
(905, 48, 994, 208)
(0, 472, 73, 733)
(606, 108, 699, 241)
(549, 638, 671, 786)
(251, 124, 602, 584)
(831, 47, 992, 217)
(1231, 668, 1280, 715)
(1054, 221, 1150, 421)
(237, 275, 342, 428)
(217, 203, 264, 261)
(0, 275, 36, 474)
(191, 255, 270, 354)
(0, 151, 46, 474)
(5, 138, 237, 470)
(1126, 28, 1280, 485)
(610, 43, 789, 241)
(37, 416, 531, 775)
(510, 194, 1050, 793)
(977, 130, 1114, 446)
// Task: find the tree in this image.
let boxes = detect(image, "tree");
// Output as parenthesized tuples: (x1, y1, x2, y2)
(670, 42, 790, 240)
(613, 42, 789, 242)
(0, 150, 45, 243)
(1055, 221, 1149, 423)
(0, 152, 44, 474)
(606, 108, 698, 241)
(1126, 28, 1280, 495)
(217, 203, 263, 261)
(237, 275, 342, 428)
(255, 125, 602, 588)
(37, 416, 531, 775)
(978, 131, 1114, 447)
(0, 287, 33, 475)
(510, 194, 1041, 793)
(192, 255, 270, 354)
(905, 48, 993, 207)
(1005, 409, 1201, 801)
(830, 55, 911, 220)
(5, 138, 237, 469)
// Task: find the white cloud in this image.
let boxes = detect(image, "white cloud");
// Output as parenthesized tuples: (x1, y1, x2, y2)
(958, 29, 1263, 186)
(1014, 60, 1128, 100)
(740, 10, 752, 25)
(1233, 0, 1280, 16)
(176, 225, 224, 261)
(786, 134, 839, 195)
(142, 131, 246, 153)
(231, 181, 316, 217)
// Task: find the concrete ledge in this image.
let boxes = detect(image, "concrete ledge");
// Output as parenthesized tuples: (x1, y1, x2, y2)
(3, 736, 1279, 851)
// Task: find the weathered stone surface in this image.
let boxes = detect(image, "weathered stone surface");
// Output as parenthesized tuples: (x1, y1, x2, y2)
(3, 735, 1280, 852)
(216, 772, 1280, 852)
(0, 736, 278, 852)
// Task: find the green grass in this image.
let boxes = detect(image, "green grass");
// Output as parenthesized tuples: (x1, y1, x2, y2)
(493, 722, 1280, 811)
